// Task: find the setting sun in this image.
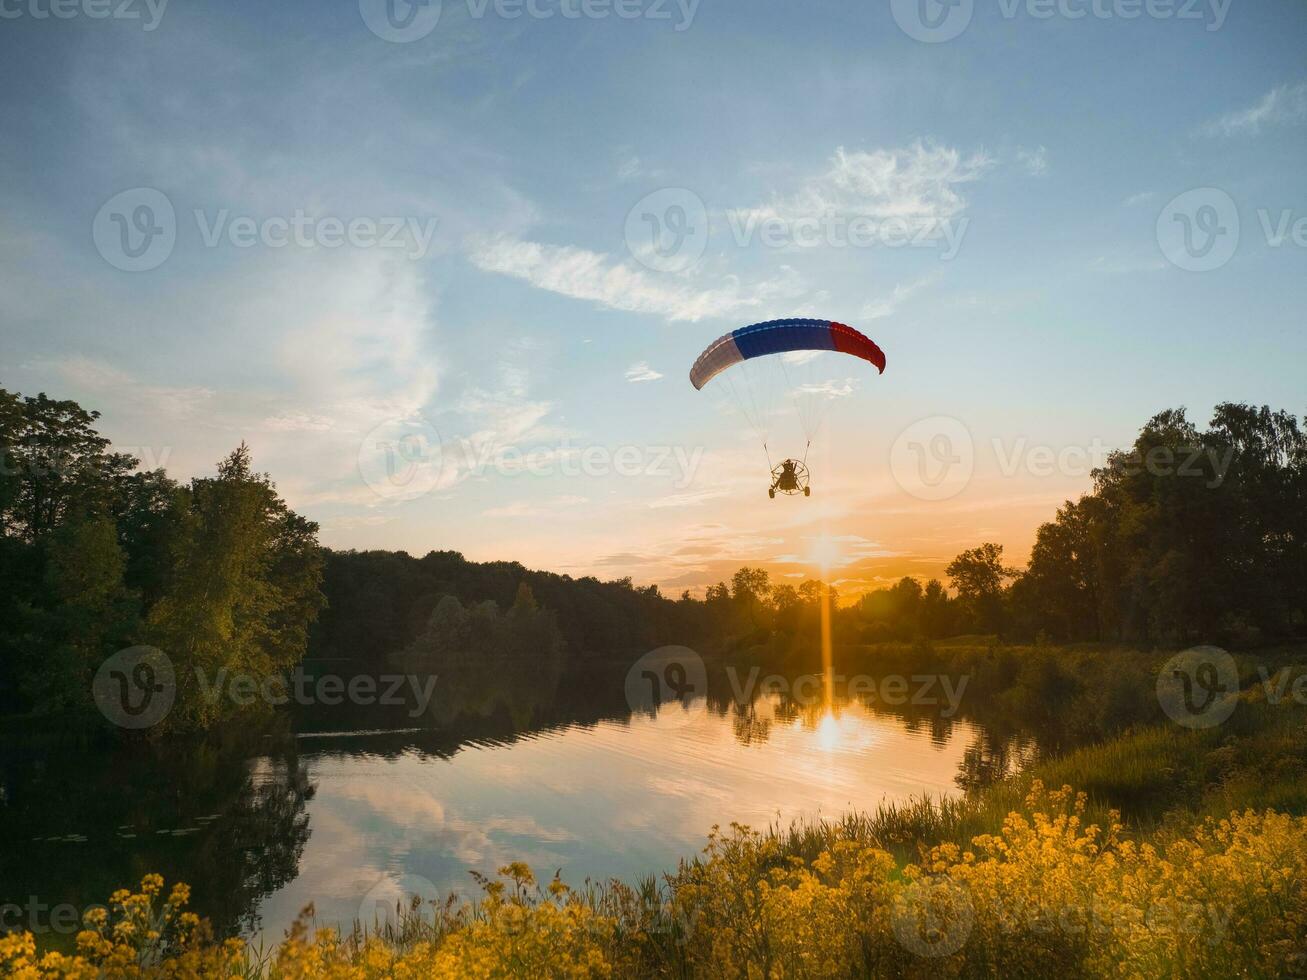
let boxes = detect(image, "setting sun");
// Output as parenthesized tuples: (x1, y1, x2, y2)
(808, 533, 843, 573)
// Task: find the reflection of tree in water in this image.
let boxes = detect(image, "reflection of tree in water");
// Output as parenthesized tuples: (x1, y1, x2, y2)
(390, 589, 567, 732)
(0, 716, 314, 941)
(730, 700, 772, 746)
(199, 752, 314, 935)
(954, 732, 1040, 793)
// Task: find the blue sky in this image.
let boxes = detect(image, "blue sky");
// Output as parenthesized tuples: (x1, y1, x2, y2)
(1, 0, 1304, 596)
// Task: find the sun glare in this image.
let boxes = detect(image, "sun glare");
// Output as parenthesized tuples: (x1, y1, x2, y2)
(808, 533, 842, 573)
(816, 710, 842, 752)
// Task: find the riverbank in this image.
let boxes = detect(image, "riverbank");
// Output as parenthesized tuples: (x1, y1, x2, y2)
(6, 663, 1306, 978)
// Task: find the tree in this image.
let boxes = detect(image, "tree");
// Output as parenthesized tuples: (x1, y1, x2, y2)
(146, 444, 325, 728)
(946, 543, 1015, 635)
(1014, 498, 1104, 641)
(25, 515, 139, 716)
(919, 579, 952, 638)
(0, 389, 136, 541)
(731, 567, 772, 606)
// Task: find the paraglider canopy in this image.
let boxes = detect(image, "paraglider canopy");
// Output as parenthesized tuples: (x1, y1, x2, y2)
(689, 318, 885, 391)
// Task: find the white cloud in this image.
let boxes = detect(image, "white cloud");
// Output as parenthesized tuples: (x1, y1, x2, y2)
(734, 142, 993, 229)
(648, 488, 730, 509)
(39, 357, 216, 421)
(1200, 82, 1307, 137)
(467, 234, 806, 322)
(1123, 191, 1155, 207)
(625, 361, 664, 383)
(1016, 145, 1049, 177)
(793, 379, 856, 399)
(483, 495, 589, 518)
(860, 272, 940, 321)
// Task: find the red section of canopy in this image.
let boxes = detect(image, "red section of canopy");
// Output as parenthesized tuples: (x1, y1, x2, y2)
(829, 321, 886, 373)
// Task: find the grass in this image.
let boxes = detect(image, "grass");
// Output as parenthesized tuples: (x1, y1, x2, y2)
(9, 648, 1307, 978)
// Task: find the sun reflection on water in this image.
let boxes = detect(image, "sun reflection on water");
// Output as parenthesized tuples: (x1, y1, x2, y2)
(816, 710, 842, 752)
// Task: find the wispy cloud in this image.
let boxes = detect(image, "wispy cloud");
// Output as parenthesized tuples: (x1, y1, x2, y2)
(483, 495, 589, 518)
(1016, 145, 1049, 176)
(625, 361, 664, 383)
(467, 234, 806, 322)
(734, 142, 993, 228)
(648, 488, 730, 509)
(39, 356, 216, 421)
(860, 272, 940, 321)
(1200, 82, 1307, 137)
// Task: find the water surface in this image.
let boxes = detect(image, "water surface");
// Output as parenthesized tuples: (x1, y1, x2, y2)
(1, 673, 1016, 943)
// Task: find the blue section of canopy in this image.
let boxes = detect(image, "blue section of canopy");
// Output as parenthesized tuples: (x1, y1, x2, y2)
(731, 318, 836, 360)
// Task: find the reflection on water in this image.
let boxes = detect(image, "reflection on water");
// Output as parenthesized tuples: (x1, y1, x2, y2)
(255, 693, 982, 939)
(0, 667, 1029, 944)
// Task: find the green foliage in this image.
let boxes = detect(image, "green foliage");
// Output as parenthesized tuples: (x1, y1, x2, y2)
(24, 515, 140, 717)
(861, 403, 1307, 647)
(0, 386, 325, 732)
(144, 444, 326, 729)
(1012, 403, 1307, 646)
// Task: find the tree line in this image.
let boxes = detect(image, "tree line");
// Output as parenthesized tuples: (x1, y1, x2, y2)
(3, 385, 1302, 731)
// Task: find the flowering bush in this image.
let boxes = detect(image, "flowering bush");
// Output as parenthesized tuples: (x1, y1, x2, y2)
(6, 785, 1306, 978)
